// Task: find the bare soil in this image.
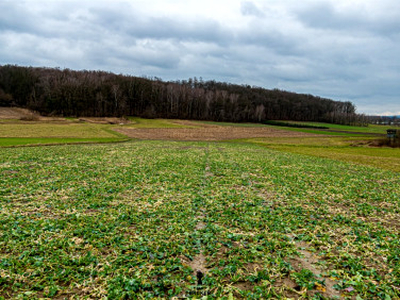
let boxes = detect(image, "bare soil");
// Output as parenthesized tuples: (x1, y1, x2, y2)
(0, 107, 39, 119)
(286, 235, 341, 299)
(0, 107, 66, 122)
(0, 108, 131, 125)
(115, 127, 321, 141)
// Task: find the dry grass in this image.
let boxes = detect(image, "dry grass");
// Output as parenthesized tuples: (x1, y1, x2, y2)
(0, 107, 39, 119)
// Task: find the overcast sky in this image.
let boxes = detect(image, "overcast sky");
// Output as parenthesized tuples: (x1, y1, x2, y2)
(1, 0, 399, 115)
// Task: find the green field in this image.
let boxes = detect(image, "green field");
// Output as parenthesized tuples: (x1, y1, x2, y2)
(1, 118, 399, 298)
(1, 140, 399, 299)
(242, 136, 400, 173)
(0, 121, 127, 147)
(285, 122, 397, 135)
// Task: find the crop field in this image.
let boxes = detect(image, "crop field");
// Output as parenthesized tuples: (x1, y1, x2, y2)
(243, 137, 400, 173)
(0, 120, 127, 147)
(1, 139, 399, 299)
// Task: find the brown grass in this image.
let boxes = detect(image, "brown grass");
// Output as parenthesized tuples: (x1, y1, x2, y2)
(0, 107, 67, 122)
(0, 107, 39, 119)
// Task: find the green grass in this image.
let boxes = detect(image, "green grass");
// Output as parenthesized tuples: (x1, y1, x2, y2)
(284, 121, 397, 134)
(0, 137, 126, 147)
(240, 136, 374, 147)
(244, 136, 400, 172)
(267, 145, 400, 172)
(275, 127, 362, 136)
(0, 141, 399, 298)
(194, 120, 270, 127)
(0, 123, 121, 138)
(0, 122, 128, 147)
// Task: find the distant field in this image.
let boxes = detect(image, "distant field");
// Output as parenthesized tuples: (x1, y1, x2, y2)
(284, 121, 397, 134)
(115, 126, 321, 141)
(0, 119, 127, 147)
(126, 117, 199, 129)
(1, 115, 399, 298)
(243, 136, 400, 173)
(0, 123, 121, 138)
(1, 116, 399, 172)
(0, 137, 126, 147)
(0, 141, 399, 298)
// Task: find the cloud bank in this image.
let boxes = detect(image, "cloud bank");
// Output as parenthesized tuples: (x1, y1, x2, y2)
(1, 0, 399, 115)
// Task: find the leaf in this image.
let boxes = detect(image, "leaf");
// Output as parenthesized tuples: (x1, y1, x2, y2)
(228, 292, 234, 300)
(315, 282, 326, 292)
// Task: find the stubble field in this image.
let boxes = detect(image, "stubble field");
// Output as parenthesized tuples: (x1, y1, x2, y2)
(1, 139, 399, 299)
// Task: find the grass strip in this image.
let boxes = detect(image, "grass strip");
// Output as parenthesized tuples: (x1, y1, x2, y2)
(0, 137, 128, 147)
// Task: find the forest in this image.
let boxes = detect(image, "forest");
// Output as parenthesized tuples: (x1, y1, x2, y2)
(0, 65, 361, 124)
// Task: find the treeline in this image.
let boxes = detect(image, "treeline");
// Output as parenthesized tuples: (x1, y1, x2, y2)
(0, 65, 361, 124)
(366, 115, 400, 126)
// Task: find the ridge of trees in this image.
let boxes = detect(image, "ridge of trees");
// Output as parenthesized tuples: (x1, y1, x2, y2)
(0, 65, 362, 124)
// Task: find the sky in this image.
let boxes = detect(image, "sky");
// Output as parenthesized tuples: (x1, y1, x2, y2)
(1, 0, 399, 115)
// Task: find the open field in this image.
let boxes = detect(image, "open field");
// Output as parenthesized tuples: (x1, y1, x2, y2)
(283, 121, 398, 135)
(0, 108, 128, 146)
(1, 113, 399, 298)
(115, 126, 322, 141)
(0, 123, 121, 139)
(0, 141, 399, 299)
(241, 137, 400, 173)
(1, 114, 398, 172)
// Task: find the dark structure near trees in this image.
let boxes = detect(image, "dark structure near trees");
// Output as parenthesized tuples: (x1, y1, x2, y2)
(387, 129, 398, 139)
(0, 65, 361, 124)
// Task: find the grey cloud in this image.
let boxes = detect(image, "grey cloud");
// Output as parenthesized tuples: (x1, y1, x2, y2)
(89, 5, 231, 45)
(294, 2, 400, 37)
(0, 2, 39, 33)
(1, 0, 400, 115)
(240, 1, 264, 17)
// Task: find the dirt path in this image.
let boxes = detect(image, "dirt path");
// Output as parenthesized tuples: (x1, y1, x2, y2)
(115, 127, 322, 141)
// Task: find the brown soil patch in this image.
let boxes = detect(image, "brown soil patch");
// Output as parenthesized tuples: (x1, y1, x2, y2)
(195, 221, 206, 230)
(0, 107, 67, 122)
(0, 107, 39, 119)
(115, 127, 321, 141)
(287, 238, 341, 298)
(187, 252, 209, 275)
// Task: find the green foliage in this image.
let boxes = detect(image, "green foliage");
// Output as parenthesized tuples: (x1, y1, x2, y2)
(290, 269, 326, 292)
(0, 137, 125, 147)
(0, 141, 399, 298)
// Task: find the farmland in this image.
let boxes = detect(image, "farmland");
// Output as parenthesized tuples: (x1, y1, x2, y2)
(0, 115, 400, 299)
